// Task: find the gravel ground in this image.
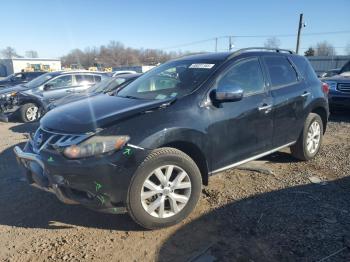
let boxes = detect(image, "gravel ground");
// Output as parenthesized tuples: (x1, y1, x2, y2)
(0, 111, 349, 262)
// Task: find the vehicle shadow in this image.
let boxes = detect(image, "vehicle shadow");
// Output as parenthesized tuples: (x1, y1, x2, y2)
(8, 121, 39, 134)
(0, 143, 142, 231)
(157, 176, 350, 262)
(261, 151, 297, 163)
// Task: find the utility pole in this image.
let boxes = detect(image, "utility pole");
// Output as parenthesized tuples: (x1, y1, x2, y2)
(229, 36, 232, 51)
(296, 13, 305, 54)
(215, 38, 218, 52)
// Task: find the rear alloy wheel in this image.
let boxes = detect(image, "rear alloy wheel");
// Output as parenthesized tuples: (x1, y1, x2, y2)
(291, 113, 323, 161)
(20, 103, 40, 122)
(127, 147, 202, 229)
(306, 121, 321, 155)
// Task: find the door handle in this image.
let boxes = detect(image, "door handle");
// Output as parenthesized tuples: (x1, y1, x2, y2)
(258, 104, 272, 113)
(66, 90, 73, 93)
(301, 91, 311, 97)
(258, 104, 272, 114)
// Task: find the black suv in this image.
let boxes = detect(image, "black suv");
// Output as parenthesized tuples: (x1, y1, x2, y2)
(14, 48, 329, 229)
(0, 71, 46, 88)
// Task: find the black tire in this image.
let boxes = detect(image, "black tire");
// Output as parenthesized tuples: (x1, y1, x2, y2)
(127, 147, 202, 229)
(19, 103, 40, 123)
(290, 113, 323, 161)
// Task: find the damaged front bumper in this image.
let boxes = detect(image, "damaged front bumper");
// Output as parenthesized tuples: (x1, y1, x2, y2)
(0, 98, 19, 122)
(14, 140, 151, 214)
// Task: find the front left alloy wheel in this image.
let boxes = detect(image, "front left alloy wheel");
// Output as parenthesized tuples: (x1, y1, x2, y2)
(20, 103, 40, 122)
(127, 147, 202, 229)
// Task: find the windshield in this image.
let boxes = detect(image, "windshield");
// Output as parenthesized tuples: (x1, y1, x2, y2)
(88, 77, 128, 93)
(23, 72, 56, 88)
(117, 60, 218, 100)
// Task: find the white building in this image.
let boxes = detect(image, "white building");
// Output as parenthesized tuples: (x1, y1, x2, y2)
(0, 58, 61, 77)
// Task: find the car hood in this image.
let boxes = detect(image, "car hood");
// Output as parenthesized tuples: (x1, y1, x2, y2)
(49, 92, 94, 109)
(0, 84, 27, 94)
(41, 94, 175, 133)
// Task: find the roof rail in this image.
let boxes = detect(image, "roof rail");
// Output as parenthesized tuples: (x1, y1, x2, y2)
(227, 47, 295, 60)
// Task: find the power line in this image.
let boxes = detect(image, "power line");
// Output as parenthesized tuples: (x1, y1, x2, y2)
(160, 30, 350, 50)
(228, 30, 350, 38)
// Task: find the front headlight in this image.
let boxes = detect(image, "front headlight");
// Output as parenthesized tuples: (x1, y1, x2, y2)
(324, 81, 337, 90)
(0, 92, 17, 99)
(63, 135, 130, 159)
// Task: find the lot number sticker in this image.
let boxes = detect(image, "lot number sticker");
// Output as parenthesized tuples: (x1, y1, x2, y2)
(189, 63, 215, 69)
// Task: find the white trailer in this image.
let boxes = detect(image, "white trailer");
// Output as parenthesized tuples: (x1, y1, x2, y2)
(0, 58, 61, 77)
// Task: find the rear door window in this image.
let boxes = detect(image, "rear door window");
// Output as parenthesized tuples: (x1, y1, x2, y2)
(264, 56, 298, 88)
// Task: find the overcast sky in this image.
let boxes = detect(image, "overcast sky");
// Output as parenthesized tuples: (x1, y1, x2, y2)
(2, 0, 350, 58)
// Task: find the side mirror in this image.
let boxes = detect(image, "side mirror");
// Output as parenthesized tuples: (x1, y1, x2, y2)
(43, 83, 53, 91)
(213, 84, 244, 102)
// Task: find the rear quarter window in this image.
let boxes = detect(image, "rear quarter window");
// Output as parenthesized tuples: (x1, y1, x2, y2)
(263, 56, 298, 88)
(290, 55, 318, 82)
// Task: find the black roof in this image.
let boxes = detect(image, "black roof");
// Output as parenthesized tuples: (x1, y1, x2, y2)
(175, 52, 232, 62)
(175, 48, 296, 62)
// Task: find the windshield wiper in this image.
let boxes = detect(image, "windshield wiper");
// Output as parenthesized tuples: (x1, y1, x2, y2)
(119, 95, 139, 99)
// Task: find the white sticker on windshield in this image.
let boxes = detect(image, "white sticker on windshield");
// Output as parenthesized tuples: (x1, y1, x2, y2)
(189, 63, 215, 69)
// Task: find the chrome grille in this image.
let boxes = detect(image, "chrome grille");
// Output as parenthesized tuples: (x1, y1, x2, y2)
(337, 83, 350, 93)
(31, 127, 90, 153)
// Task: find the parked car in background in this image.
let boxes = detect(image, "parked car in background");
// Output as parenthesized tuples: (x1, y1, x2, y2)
(0, 71, 46, 88)
(0, 71, 108, 122)
(319, 68, 341, 78)
(45, 73, 141, 111)
(111, 70, 137, 77)
(14, 48, 329, 229)
(322, 60, 350, 110)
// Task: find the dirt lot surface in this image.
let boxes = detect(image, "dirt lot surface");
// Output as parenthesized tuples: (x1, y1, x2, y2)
(0, 112, 350, 262)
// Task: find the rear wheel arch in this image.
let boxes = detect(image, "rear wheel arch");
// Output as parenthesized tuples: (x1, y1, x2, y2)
(310, 106, 328, 134)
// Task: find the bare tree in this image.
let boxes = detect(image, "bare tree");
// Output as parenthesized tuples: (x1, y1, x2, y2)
(61, 41, 177, 68)
(25, 50, 39, 58)
(314, 41, 336, 56)
(304, 47, 315, 56)
(264, 37, 281, 49)
(1, 46, 20, 58)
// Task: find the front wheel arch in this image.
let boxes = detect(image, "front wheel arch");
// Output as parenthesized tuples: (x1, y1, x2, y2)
(162, 141, 209, 186)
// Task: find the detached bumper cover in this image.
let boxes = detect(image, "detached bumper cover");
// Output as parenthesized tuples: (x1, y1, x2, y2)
(14, 141, 151, 214)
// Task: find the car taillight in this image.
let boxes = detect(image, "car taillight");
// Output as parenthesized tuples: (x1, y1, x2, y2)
(322, 82, 329, 95)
